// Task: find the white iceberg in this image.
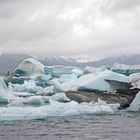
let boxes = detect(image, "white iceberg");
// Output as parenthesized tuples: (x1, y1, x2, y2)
(84, 66, 97, 74)
(58, 73, 78, 83)
(0, 106, 48, 121)
(13, 80, 43, 93)
(45, 99, 114, 117)
(52, 79, 78, 92)
(71, 68, 83, 77)
(112, 63, 140, 70)
(111, 63, 140, 76)
(15, 58, 44, 76)
(24, 96, 49, 105)
(44, 65, 73, 77)
(78, 70, 129, 92)
(0, 99, 116, 121)
(45, 93, 70, 102)
(127, 91, 140, 111)
(129, 73, 140, 82)
(84, 66, 109, 74)
(38, 74, 52, 81)
(52, 70, 129, 92)
(0, 77, 15, 103)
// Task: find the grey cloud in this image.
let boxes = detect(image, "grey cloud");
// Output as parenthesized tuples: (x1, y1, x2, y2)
(0, 0, 140, 58)
(111, 0, 140, 12)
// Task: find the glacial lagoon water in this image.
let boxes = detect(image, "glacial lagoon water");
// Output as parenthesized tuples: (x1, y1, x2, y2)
(0, 112, 140, 140)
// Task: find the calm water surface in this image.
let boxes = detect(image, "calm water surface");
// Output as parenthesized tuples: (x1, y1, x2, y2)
(0, 112, 140, 140)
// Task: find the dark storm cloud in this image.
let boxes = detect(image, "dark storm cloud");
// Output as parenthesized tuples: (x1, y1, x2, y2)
(0, 0, 140, 59)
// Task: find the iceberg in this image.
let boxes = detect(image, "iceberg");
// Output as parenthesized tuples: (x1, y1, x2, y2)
(15, 58, 44, 76)
(0, 77, 15, 104)
(24, 96, 49, 106)
(83, 66, 97, 74)
(58, 73, 78, 83)
(71, 68, 83, 77)
(46, 93, 70, 102)
(52, 70, 129, 92)
(52, 79, 78, 92)
(111, 63, 140, 76)
(0, 99, 117, 121)
(36, 86, 54, 96)
(44, 65, 73, 77)
(0, 106, 48, 121)
(112, 63, 140, 70)
(13, 80, 43, 93)
(45, 99, 114, 117)
(129, 73, 140, 82)
(78, 70, 129, 92)
(83, 66, 110, 74)
(13, 92, 35, 97)
(127, 92, 140, 111)
(38, 74, 52, 81)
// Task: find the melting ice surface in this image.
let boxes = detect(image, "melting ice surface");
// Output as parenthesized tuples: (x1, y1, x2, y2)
(1, 59, 140, 121)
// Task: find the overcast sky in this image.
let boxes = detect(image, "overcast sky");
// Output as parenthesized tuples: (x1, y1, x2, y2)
(0, 0, 140, 59)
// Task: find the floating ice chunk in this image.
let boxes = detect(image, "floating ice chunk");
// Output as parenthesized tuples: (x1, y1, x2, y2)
(0, 77, 15, 103)
(8, 97, 25, 107)
(127, 92, 140, 111)
(0, 98, 118, 121)
(111, 63, 140, 76)
(0, 96, 8, 104)
(99, 70, 129, 82)
(77, 73, 97, 86)
(131, 80, 140, 89)
(46, 99, 114, 116)
(84, 66, 97, 74)
(39, 74, 52, 81)
(83, 66, 109, 74)
(36, 86, 54, 96)
(46, 93, 70, 102)
(15, 58, 44, 76)
(24, 96, 48, 105)
(91, 98, 119, 111)
(71, 68, 83, 77)
(44, 65, 73, 77)
(0, 106, 48, 121)
(43, 86, 54, 95)
(58, 74, 77, 83)
(27, 110, 47, 120)
(50, 70, 129, 92)
(112, 63, 140, 70)
(8, 82, 13, 91)
(130, 73, 140, 89)
(13, 92, 35, 97)
(0, 77, 8, 90)
(13, 80, 43, 93)
(53, 79, 78, 92)
(129, 73, 140, 82)
(78, 70, 129, 92)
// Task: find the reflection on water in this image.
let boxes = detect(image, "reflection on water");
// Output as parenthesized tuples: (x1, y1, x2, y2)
(0, 112, 140, 140)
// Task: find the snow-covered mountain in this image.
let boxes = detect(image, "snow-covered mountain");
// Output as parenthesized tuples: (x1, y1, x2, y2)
(1, 53, 140, 72)
(39, 56, 78, 66)
(39, 54, 140, 67)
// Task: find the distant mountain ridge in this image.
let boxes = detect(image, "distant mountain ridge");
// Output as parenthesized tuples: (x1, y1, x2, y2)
(0, 53, 30, 73)
(39, 54, 140, 67)
(1, 53, 140, 72)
